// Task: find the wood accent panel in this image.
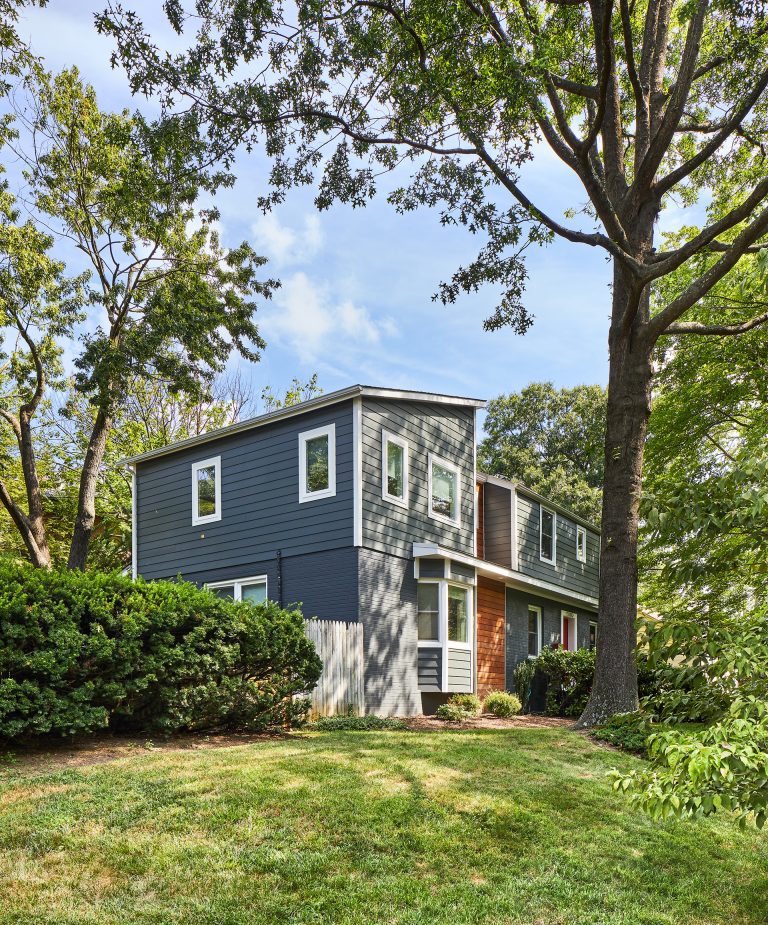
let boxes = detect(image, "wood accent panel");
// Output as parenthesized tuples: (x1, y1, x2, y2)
(476, 576, 506, 698)
(476, 482, 485, 559)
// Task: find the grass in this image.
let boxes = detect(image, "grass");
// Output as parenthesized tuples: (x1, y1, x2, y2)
(0, 726, 766, 924)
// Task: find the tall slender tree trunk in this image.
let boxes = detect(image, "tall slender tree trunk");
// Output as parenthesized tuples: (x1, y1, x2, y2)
(68, 407, 110, 570)
(578, 261, 654, 726)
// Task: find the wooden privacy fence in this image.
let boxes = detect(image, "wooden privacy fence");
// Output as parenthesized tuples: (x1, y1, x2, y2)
(304, 619, 365, 717)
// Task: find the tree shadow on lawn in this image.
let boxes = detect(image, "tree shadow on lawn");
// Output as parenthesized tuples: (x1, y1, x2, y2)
(0, 728, 766, 925)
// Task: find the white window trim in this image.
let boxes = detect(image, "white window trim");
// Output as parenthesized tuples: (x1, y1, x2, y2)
(561, 610, 578, 652)
(191, 455, 222, 526)
(527, 604, 543, 658)
(206, 574, 268, 602)
(416, 578, 473, 650)
(381, 429, 409, 509)
(576, 524, 587, 563)
(299, 423, 336, 503)
(427, 452, 461, 527)
(539, 505, 556, 565)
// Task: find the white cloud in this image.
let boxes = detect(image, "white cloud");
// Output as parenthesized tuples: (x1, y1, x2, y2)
(251, 213, 324, 266)
(262, 272, 398, 362)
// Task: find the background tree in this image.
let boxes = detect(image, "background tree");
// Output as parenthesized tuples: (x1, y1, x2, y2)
(479, 383, 606, 523)
(99, 0, 768, 722)
(0, 67, 274, 569)
(0, 189, 85, 567)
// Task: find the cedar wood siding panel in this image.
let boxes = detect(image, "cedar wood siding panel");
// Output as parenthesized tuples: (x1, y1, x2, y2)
(483, 482, 512, 568)
(505, 586, 597, 691)
(360, 399, 476, 558)
(357, 548, 421, 716)
(515, 492, 600, 598)
(135, 401, 354, 580)
(476, 576, 506, 698)
(162, 547, 359, 622)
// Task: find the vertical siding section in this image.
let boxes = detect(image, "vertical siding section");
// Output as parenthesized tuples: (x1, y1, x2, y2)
(357, 548, 421, 716)
(515, 492, 600, 597)
(305, 619, 365, 717)
(483, 482, 512, 567)
(360, 399, 476, 557)
(476, 483, 485, 559)
(476, 577, 506, 697)
(135, 401, 354, 580)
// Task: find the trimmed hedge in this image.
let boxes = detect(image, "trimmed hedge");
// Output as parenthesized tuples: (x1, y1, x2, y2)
(0, 563, 322, 740)
(483, 690, 522, 717)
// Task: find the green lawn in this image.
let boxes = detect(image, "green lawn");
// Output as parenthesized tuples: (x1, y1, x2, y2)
(0, 727, 766, 925)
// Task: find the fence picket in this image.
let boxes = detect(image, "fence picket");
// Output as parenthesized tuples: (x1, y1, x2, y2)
(304, 619, 365, 718)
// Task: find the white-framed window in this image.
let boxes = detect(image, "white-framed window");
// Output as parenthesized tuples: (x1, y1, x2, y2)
(382, 430, 409, 508)
(576, 525, 587, 563)
(207, 575, 268, 604)
(447, 584, 470, 644)
(299, 423, 336, 502)
(589, 621, 598, 651)
(561, 611, 578, 652)
(540, 505, 556, 564)
(417, 582, 440, 642)
(191, 456, 222, 526)
(527, 604, 542, 657)
(428, 453, 461, 525)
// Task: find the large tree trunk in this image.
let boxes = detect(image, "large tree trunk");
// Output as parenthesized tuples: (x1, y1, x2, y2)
(68, 407, 110, 571)
(578, 264, 654, 726)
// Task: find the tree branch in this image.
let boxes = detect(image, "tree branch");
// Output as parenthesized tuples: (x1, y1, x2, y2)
(647, 204, 768, 341)
(663, 311, 768, 337)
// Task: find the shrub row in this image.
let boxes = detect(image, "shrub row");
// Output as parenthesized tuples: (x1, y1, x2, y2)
(436, 690, 522, 722)
(0, 563, 322, 740)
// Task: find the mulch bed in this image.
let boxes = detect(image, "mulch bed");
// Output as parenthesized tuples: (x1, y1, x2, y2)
(403, 713, 573, 731)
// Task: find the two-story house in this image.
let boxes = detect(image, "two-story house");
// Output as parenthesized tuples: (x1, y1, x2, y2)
(126, 385, 600, 715)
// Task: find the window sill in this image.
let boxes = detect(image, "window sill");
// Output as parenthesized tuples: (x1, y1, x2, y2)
(383, 492, 409, 509)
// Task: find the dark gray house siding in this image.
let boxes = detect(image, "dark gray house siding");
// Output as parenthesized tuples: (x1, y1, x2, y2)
(515, 493, 599, 598)
(360, 398, 476, 558)
(158, 547, 359, 622)
(505, 587, 597, 692)
(357, 548, 421, 716)
(135, 401, 354, 581)
(483, 482, 512, 567)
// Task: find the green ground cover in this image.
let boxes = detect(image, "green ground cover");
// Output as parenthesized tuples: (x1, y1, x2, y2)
(0, 727, 765, 924)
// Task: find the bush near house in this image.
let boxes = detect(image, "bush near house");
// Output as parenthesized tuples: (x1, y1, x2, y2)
(484, 690, 522, 717)
(0, 563, 321, 740)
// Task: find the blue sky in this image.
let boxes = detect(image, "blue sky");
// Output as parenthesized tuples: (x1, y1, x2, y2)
(15, 0, 615, 408)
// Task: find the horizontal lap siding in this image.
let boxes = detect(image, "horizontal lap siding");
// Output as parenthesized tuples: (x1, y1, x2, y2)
(483, 483, 512, 568)
(360, 399, 476, 558)
(357, 548, 421, 716)
(447, 648, 472, 692)
(418, 648, 442, 691)
(515, 493, 600, 598)
(136, 402, 354, 580)
(476, 577, 506, 698)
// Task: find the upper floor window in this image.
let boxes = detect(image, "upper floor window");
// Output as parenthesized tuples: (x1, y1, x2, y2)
(382, 430, 409, 508)
(527, 605, 542, 657)
(576, 525, 587, 563)
(192, 456, 221, 525)
(428, 453, 460, 525)
(299, 423, 336, 502)
(208, 575, 267, 604)
(540, 506, 556, 564)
